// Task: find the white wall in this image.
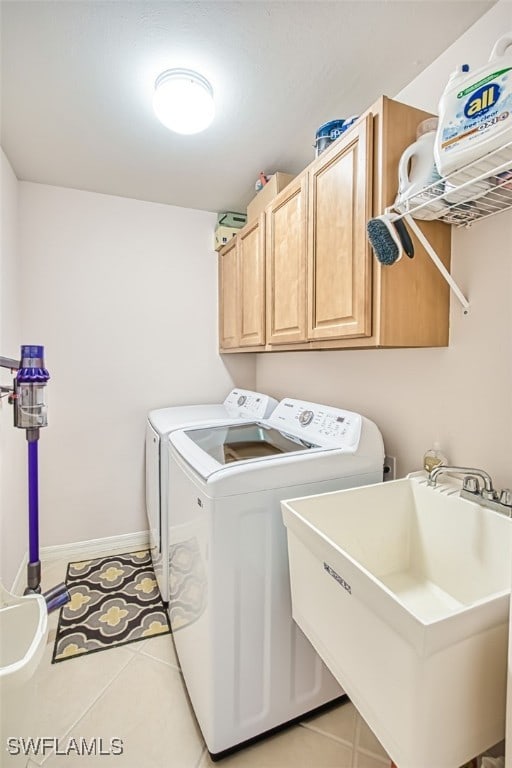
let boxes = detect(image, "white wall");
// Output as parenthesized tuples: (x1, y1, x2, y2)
(18, 183, 255, 548)
(256, 0, 512, 488)
(0, 149, 26, 589)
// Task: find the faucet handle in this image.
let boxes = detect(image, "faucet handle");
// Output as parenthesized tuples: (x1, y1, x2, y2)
(463, 476, 481, 494)
(499, 489, 512, 507)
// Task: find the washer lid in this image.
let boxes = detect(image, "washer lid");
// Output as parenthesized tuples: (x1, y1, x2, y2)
(169, 399, 365, 481)
(170, 420, 323, 479)
(185, 422, 318, 464)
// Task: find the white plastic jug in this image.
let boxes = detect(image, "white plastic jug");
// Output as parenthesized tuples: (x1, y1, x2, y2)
(435, 33, 512, 180)
(395, 119, 446, 219)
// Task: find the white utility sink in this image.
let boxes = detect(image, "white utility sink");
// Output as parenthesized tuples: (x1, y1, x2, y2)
(281, 475, 512, 768)
(0, 585, 48, 691)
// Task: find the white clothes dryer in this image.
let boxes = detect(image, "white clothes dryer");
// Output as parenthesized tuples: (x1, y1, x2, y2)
(166, 398, 385, 757)
(145, 389, 277, 602)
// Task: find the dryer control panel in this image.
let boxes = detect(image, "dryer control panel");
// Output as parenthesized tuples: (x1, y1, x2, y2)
(268, 398, 362, 451)
(223, 390, 277, 420)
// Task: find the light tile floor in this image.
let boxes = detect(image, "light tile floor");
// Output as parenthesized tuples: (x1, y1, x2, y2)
(2, 554, 392, 768)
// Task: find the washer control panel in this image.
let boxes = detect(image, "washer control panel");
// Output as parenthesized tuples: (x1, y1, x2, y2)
(269, 398, 362, 451)
(223, 390, 277, 420)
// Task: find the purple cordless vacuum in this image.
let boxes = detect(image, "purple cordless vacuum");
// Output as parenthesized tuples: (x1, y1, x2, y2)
(1, 346, 70, 612)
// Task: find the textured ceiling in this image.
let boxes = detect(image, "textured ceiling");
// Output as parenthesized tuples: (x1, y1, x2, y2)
(1, 1, 495, 213)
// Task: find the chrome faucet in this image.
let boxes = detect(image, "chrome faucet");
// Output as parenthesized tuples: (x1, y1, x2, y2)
(428, 465, 512, 517)
(429, 465, 495, 495)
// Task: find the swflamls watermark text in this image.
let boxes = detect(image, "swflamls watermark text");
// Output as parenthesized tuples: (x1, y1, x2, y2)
(6, 736, 124, 757)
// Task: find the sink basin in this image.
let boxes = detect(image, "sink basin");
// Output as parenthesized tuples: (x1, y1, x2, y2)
(281, 475, 512, 768)
(0, 585, 48, 691)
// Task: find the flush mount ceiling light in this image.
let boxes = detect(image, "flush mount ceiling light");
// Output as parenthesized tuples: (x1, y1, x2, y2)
(153, 68, 215, 135)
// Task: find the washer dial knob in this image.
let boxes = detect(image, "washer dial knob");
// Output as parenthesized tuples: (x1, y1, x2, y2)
(299, 409, 314, 426)
(237, 395, 247, 406)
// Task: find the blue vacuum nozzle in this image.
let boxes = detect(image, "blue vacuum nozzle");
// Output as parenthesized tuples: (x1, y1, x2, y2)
(44, 583, 71, 613)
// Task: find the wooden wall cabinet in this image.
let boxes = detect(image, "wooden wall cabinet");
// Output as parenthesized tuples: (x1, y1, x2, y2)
(219, 96, 451, 353)
(218, 215, 265, 352)
(266, 173, 308, 345)
(265, 118, 372, 348)
(218, 236, 239, 350)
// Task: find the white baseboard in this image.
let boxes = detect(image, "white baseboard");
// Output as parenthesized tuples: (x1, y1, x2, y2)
(41, 530, 150, 562)
(10, 531, 150, 594)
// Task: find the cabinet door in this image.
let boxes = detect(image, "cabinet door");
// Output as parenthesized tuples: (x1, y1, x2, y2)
(266, 174, 308, 344)
(308, 115, 373, 340)
(238, 215, 266, 347)
(218, 237, 239, 350)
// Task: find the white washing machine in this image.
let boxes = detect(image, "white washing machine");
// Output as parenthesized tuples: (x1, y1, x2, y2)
(145, 389, 277, 603)
(166, 398, 385, 757)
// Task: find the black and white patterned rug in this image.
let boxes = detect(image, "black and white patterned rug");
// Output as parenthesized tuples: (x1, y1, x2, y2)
(52, 550, 170, 663)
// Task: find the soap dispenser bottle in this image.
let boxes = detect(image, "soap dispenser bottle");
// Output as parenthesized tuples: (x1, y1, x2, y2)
(423, 442, 448, 473)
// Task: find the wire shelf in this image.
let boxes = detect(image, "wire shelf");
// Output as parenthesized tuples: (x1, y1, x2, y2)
(395, 140, 512, 227)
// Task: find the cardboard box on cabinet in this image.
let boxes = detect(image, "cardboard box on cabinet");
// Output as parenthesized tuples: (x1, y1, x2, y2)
(247, 173, 295, 222)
